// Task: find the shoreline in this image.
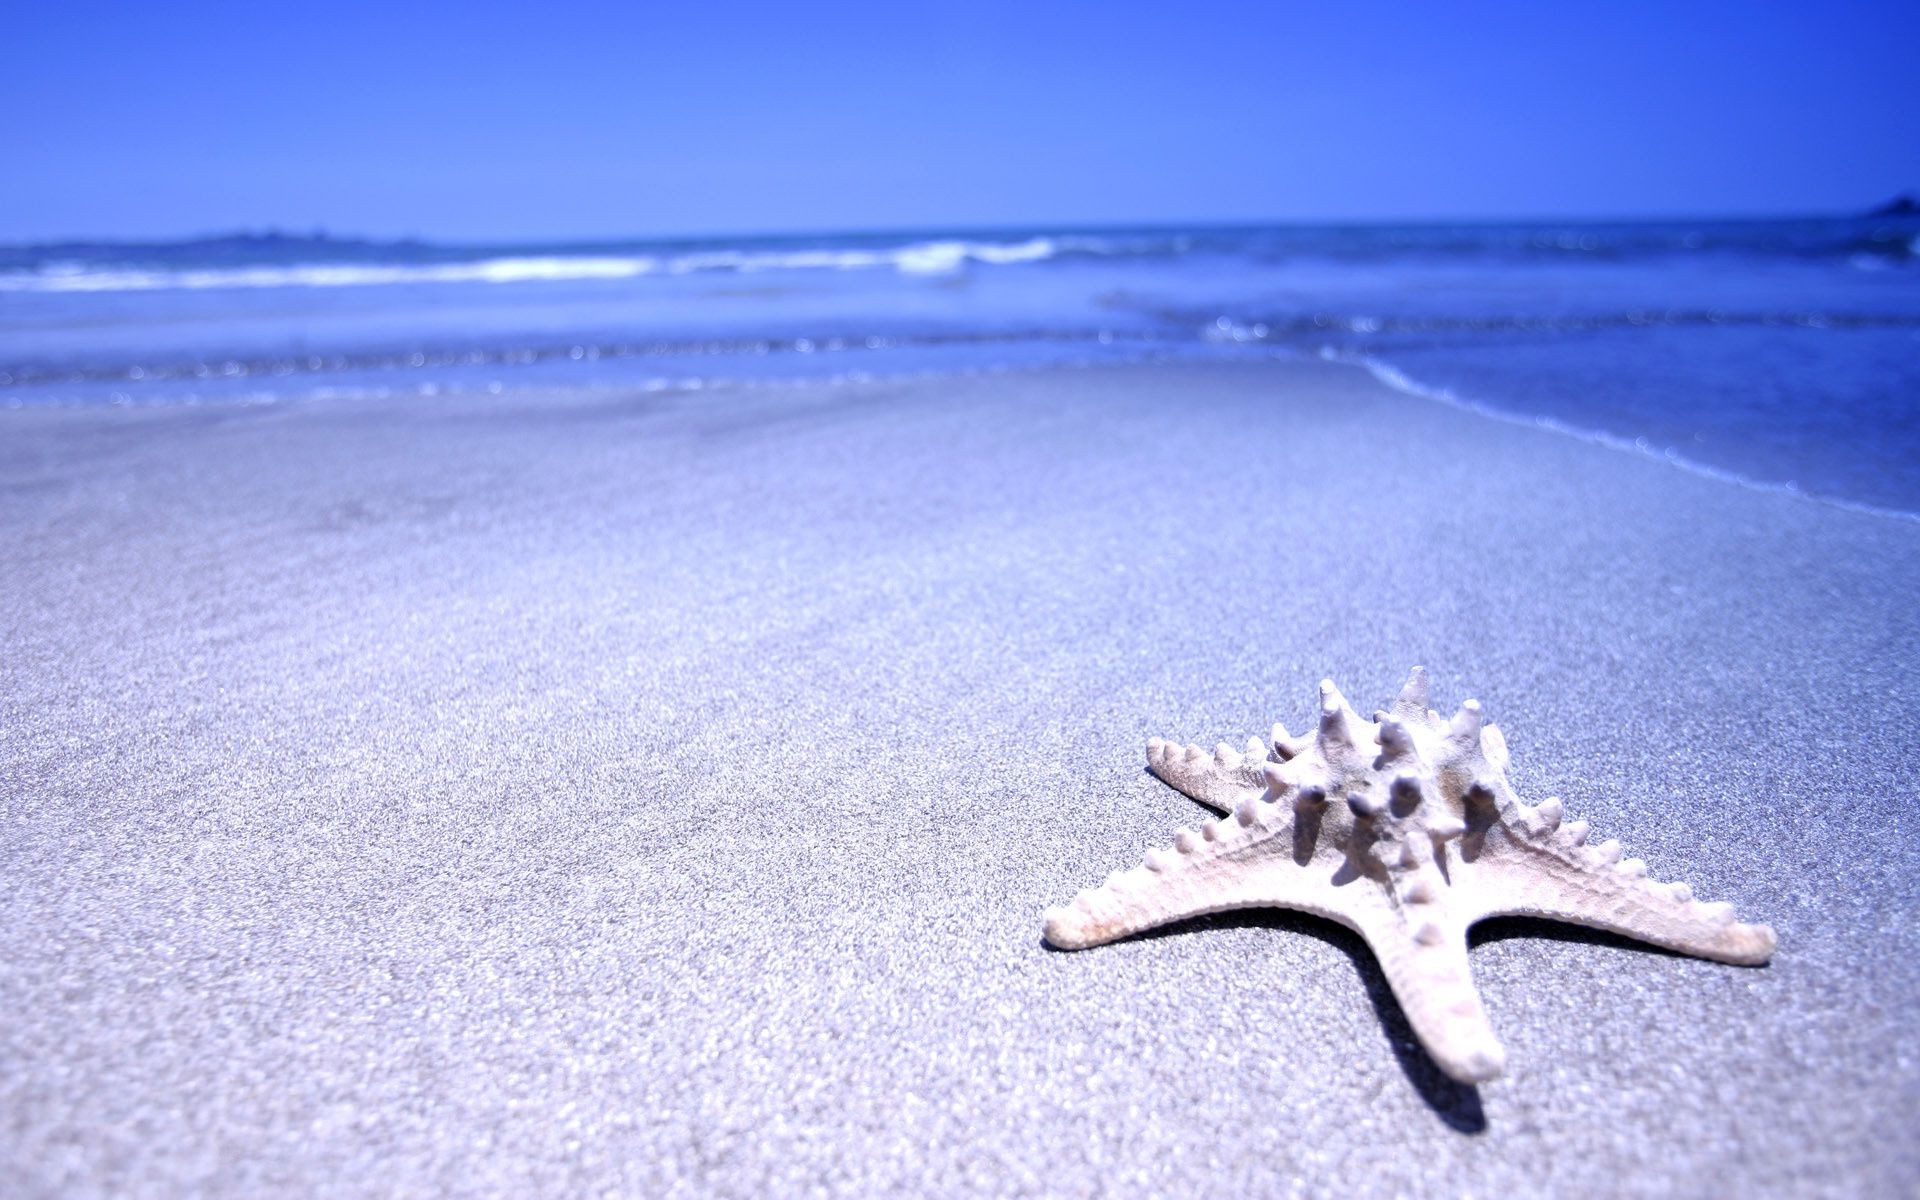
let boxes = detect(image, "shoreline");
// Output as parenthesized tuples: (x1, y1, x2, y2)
(1334, 349, 1920, 524)
(9, 343, 1917, 526)
(3, 359, 1916, 1196)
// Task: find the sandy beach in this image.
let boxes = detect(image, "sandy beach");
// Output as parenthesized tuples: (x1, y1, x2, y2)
(3, 359, 1916, 1197)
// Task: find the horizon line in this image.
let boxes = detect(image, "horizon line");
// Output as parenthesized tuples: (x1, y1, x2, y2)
(7, 201, 1912, 251)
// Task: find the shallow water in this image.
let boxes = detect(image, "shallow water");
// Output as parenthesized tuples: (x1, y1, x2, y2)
(3, 216, 1916, 512)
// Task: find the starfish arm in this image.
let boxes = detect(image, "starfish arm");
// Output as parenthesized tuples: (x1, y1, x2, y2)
(1145, 735, 1275, 813)
(1354, 908, 1508, 1084)
(1043, 803, 1365, 950)
(1466, 810, 1778, 965)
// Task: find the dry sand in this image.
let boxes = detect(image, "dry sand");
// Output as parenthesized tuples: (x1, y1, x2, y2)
(3, 360, 1917, 1197)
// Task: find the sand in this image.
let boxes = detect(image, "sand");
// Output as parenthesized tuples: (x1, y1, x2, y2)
(3, 360, 1916, 1197)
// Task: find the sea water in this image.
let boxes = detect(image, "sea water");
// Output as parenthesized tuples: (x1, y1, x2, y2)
(2, 217, 1916, 514)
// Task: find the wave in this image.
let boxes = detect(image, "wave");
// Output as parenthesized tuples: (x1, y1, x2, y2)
(5, 300, 1915, 387)
(1325, 348, 1920, 524)
(1195, 310, 1920, 339)
(0, 237, 1060, 293)
(3, 255, 666, 292)
(8, 213, 1916, 294)
(0, 326, 1163, 388)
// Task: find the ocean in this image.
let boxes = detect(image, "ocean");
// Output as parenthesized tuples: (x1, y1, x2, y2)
(3, 216, 1916, 515)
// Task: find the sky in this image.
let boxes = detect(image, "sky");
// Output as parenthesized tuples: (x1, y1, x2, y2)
(5, 0, 1917, 242)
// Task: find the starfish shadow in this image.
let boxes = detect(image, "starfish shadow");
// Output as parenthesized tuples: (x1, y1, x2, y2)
(1051, 908, 1488, 1133)
(1467, 915, 1692, 958)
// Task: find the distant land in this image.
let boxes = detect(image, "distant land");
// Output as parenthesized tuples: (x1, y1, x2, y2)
(0, 230, 445, 266)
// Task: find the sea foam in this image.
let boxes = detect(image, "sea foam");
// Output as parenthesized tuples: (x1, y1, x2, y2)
(0, 237, 1058, 293)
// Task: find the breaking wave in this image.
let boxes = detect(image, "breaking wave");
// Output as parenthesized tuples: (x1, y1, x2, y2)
(0, 237, 1059, 293)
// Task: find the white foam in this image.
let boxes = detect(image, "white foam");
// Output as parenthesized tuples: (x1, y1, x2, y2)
(1324, 347, 1920, 524)
(0, 237, 1060, 293)
(0, 255, 663, 292)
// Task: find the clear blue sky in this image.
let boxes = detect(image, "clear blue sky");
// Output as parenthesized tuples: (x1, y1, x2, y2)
(6, 1, 1917, 242)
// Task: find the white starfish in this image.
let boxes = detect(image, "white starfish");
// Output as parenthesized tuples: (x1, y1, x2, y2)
(1043, 668, 1777, 1083)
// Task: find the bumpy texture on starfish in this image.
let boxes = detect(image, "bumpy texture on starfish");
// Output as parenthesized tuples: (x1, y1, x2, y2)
(1043, 668, 1777, 1083)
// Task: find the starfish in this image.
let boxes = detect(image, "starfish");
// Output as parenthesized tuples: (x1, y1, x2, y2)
(1042, 668, 1777, 1083)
